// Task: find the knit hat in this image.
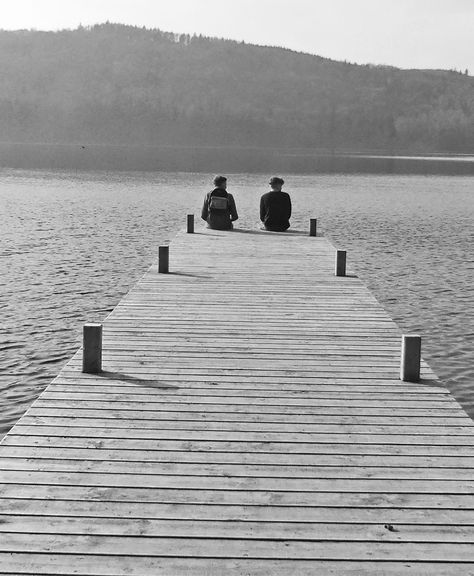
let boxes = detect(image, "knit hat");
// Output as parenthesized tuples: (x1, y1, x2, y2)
(213, 175, 227, 186)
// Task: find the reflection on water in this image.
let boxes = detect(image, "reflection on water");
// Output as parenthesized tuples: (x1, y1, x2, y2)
(1, 169, 473, 436)
(1, 142, 473, 175)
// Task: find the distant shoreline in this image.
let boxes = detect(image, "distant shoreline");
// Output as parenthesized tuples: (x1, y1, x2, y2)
(1, 141, 473, 175)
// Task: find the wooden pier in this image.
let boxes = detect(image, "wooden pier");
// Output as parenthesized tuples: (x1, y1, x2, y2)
(1, 223, 474, 575)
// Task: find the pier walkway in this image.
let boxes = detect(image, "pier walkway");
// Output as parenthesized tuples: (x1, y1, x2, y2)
(1, 226, 474, 574)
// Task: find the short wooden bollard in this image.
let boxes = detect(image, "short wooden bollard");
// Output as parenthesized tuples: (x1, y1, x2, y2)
(309, 218, 317, 237)
(187, 214, 194, 234)
(400, 334, 421, 382)
(82, 323, 102, 374)
(159, 246, 169, 273)
(335, 250, 347, 276)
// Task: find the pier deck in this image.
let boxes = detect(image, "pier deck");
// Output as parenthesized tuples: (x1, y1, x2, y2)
(1, 227, 474, 575)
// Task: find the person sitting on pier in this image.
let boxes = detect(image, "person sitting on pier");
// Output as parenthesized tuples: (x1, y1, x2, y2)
(260, 176, 292, 232)
(201, 175, 239, 230)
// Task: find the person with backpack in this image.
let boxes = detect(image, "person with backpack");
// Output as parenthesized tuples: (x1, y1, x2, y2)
(260, 176, 292, 232)
(201, 175, 238, 230)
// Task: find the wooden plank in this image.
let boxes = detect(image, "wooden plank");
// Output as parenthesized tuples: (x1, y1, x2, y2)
(4, 435, 474, 456)
(3, 533, 474, 561)
(48, 380, 451, 394)
(55, 371, 442, 386)
(2, 515, 474, 542)
(0, 555, 473, 576)
(25, 409, 471, 425)
(2, 484, 474, 508)
(37, 393, 457, 407)
(3, 458, 474, 479)
(30, 399, 467, 417)
(2, 499, 474, 524)
(1, 446, 472, 467)
(28, 403, 467, 420)
(16, 416, 474, 435)
(8, 425, 474, 446)
(3, 469, 474, 493)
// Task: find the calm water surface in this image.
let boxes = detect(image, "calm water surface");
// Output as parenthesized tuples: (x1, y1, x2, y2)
(1, 169, 473, 436)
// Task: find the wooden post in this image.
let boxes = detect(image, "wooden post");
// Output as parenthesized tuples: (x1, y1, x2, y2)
(187, 214, 194, 234)
(400, 334, 421, 382)
(159, 246, 169, 273)
(335, 250, 346, 276)
(309, 218, 317, 237)
(82, 323, 102, 373)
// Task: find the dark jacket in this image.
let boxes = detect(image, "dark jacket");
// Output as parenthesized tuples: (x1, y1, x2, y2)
(260, 190, 292, 231)
(201, 188, 238, 230)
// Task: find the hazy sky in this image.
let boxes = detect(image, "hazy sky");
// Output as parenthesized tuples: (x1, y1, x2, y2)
(1, 0, 473, 71)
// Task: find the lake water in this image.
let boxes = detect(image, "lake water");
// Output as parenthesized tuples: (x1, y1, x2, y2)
(1, 168, 473, 437)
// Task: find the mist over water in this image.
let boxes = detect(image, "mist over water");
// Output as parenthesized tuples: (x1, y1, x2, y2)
(1, 168, 473, 437)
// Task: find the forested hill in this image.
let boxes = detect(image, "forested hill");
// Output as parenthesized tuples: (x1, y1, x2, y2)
(0, 23, 473, 153)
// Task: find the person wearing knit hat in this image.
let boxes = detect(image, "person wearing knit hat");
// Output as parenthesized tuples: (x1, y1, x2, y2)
(201, 175, 238, 230)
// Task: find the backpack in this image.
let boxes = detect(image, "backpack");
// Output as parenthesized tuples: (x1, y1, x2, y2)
(208, 193, 229, 212)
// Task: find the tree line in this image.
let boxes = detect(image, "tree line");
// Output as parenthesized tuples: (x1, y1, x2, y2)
(0, 23, 472, 154)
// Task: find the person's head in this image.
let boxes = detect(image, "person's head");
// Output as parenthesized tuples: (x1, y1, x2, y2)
(269, 176, 284, 191)
(213, 175, 227, 190)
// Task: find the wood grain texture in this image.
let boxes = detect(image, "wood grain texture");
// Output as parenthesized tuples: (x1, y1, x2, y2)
(0, 226, 472, 575)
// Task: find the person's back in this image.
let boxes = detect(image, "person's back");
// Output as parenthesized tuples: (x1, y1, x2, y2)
(201, 176, 238, 230)
(260, 177, 291, 232)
